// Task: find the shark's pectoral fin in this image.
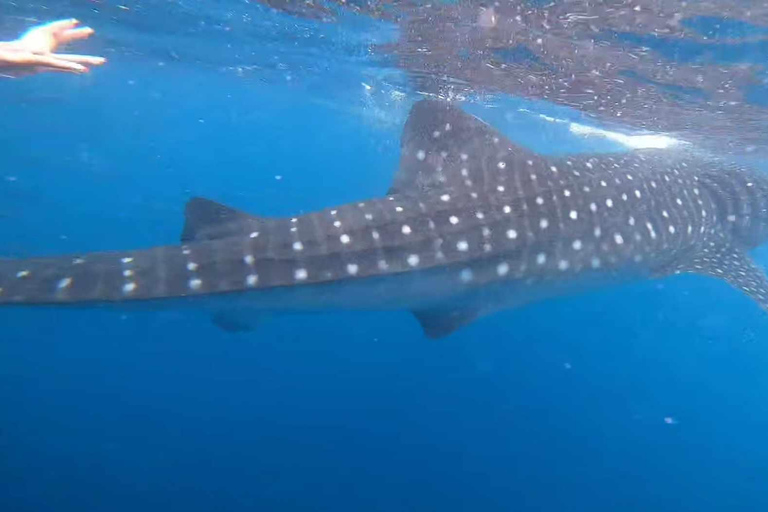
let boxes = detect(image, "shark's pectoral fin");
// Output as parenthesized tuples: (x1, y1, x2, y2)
(181, 197, 265, 242)
(411, 307, 482, 339)
(667, 241, 768, 313)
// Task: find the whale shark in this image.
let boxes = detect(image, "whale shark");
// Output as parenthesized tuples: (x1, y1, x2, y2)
(1, 99, 768, 338)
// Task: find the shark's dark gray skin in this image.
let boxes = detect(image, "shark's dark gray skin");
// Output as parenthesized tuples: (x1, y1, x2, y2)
(1, 100, 768, 338)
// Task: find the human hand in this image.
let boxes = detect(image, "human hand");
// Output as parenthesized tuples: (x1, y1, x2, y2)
(0, 19, 106, 76)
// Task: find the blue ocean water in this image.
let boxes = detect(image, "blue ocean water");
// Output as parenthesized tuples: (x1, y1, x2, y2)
(2, 3, 768, 511)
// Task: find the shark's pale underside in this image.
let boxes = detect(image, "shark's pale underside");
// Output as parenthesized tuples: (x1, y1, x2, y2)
(1, 100, 768, 338)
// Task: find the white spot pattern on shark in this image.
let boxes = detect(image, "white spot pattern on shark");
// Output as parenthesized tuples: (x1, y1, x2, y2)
(1, 100, 768, 340)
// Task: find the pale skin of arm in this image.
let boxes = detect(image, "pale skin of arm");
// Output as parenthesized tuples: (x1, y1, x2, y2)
(0, 19, 106, 76)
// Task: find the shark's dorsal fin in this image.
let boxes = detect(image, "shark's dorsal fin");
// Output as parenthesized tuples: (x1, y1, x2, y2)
(411, 306, 482, 339)
(665, 238, 768, 312)
(391, 99, 538, 196)
(181, 197, 263, 242)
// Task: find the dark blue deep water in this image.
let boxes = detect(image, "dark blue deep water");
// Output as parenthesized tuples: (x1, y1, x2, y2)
(2, 3, 768, 511)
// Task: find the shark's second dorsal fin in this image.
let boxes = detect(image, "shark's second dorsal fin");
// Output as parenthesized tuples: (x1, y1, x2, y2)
(663, 237, 768, 313)
(181, 197, 263, 242)
(391, 99, 538, 196)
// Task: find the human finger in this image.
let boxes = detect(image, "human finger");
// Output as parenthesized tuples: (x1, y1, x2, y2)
(19, 19, 78, 42)
(16, 19, 80, 52)
(27, 54, 88, 73)
(58, 26, 95, 44)
(50, 53, 106, 66)
(37, 19, 81, 36)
